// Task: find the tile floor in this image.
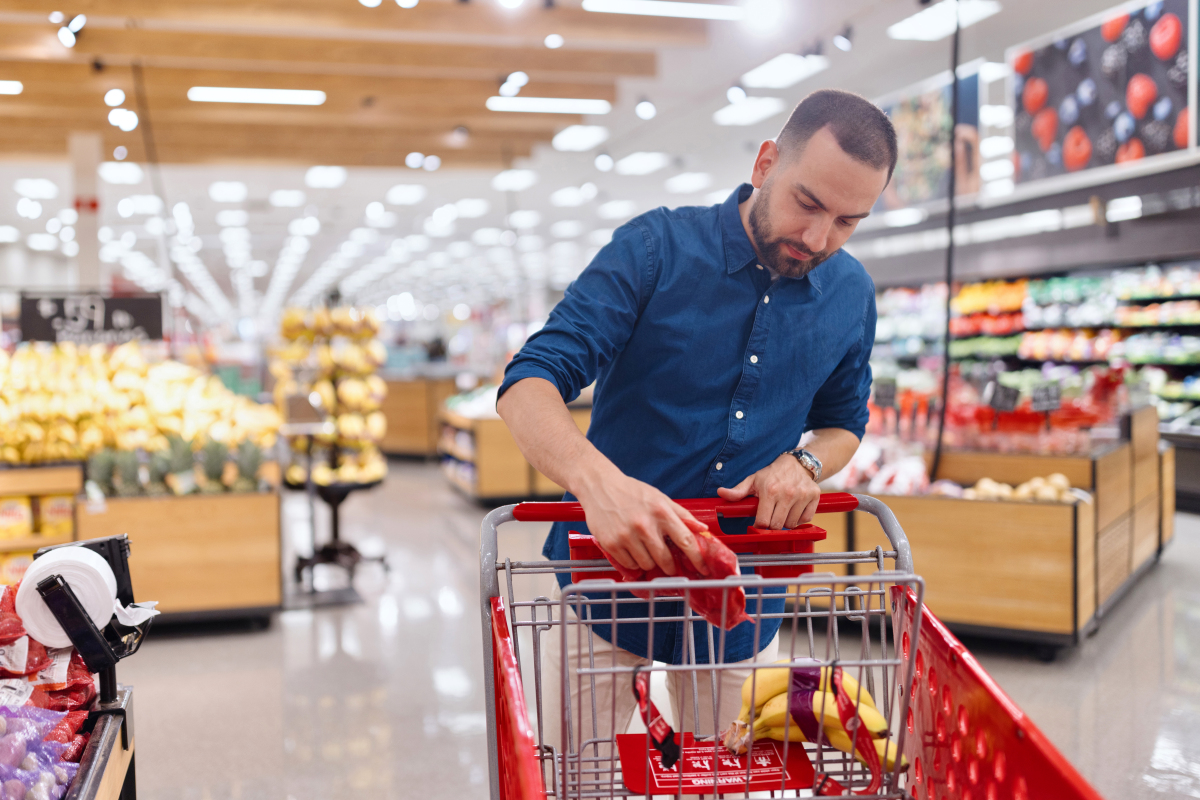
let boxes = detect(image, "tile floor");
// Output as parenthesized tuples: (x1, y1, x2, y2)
(120, 461, 1200, 799)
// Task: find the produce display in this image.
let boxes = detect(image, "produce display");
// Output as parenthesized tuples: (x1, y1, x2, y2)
(272, 307, 388, 486)
(722, 662, 903, 771)
(960, 473, 1078, 502)
(1017, 328, 1124, 361)
(1010, 0, 1190, 183)
(0, 342, 280, 467)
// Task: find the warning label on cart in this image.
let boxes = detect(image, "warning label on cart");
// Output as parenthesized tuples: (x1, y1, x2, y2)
(616, 733, 814, 794)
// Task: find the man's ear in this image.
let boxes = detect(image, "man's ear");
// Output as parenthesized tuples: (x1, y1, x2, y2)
(750, 140, 781, 189)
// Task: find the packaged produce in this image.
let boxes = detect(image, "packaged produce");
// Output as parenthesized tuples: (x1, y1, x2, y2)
(0, 502, 31, 541)
(0, 556, 33, 588)
(961, 473, 1077, 503)
(33, 498, 72, 538)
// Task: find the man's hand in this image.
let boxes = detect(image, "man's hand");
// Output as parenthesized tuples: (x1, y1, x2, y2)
(716, 454, 821, 529)
(576, 473, 711, 577)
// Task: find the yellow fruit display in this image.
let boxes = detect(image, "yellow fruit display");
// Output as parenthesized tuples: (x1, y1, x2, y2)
(0, 342, 282, 464)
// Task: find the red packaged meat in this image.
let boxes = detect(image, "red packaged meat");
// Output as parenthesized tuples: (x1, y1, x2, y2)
(598, 529, 751, 630)
(42, 711, 87, 746)
(0, 588, 25, 647)
(40, 653, 95, 712)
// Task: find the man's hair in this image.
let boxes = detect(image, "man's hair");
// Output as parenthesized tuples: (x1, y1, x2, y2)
(776, 89, 898, 182)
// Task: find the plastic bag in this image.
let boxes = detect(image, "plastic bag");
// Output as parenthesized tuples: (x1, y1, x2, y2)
(0, 707, 78, 800)
(38, 654, 95, 712)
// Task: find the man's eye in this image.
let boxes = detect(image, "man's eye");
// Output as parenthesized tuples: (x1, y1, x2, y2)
(836, 218, 852, 228)
(799, 203, 816, 212)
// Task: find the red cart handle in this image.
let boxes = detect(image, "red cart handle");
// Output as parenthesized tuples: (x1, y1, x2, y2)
(512, 492, 859, 523)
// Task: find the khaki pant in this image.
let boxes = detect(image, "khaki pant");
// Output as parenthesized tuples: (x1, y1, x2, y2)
(540, 587, 780, 757)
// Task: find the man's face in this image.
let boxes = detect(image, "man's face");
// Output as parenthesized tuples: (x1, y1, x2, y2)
(747, 126, 889, 278)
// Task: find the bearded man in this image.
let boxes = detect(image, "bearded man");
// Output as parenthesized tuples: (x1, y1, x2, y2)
(496, 89, 898, 751)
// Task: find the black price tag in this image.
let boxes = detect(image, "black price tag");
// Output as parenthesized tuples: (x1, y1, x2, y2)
(1031, 382, 1062, 413)
(874, 378, 897, 409)
(983, 381, 1020, 412)
(20, 294, 163, 343)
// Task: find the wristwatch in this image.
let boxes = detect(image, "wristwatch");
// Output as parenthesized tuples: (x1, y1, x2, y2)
(786, 448, 823, 482)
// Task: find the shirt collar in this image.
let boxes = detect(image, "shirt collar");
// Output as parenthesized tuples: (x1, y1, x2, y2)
(720, 184, 757, 276)
(718, 182, 828, 293)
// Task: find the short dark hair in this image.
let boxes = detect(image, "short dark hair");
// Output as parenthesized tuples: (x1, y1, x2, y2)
(776, 89, 898, 182)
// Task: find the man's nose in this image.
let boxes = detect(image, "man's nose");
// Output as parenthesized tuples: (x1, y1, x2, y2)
(801, 216, 832, 254)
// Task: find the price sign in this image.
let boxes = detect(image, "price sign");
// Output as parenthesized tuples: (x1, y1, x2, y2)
(20, 294, 162, 343)
(982, 381, 1020, 413)
(1031, 382, 1062, 413)
(874, 378, 897, 409)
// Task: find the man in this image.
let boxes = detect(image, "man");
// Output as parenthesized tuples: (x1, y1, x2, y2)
(497, 89, 897, 752)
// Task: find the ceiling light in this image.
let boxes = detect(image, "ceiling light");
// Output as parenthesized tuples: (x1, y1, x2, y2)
(0, 226, 16, 244)
(978, 62, 1011, 83)
(508, 210, 541, 229)
(486, 97, 612, 115)
(551, 220, 584, 238)
(366, 201, 386, 220)
(405, 152, 425, 169)
(359, 0, 382, 5)
(445, 126, 470, 148)
(209, 181, 248, 203)
(387, 184, 426, 205)
(57, 28, 75, 48)
(588, 229, 614, 246)
(705, 188, 733, 204)
(615, 151, 669, 176)
(551, 183, 598, 207)
(423, 217, 455, 238)
(16, 199, 41, 219)
(664, 172, 712, 194)
(492, 169, 538, 192)
(217, 209, 249, 227)
(0, 81, 23, 96)
(1106, 196, 1142, 223)
(112, 146, 127, 160)
(498, 0, 524, 7)
(46, 218, 62, 234)
(98, 162, 142, 186)
(594, 154, 614, 172)
(979, 159, 1015, 182)
(472, 228, 503, 246)
(68, 14, 86, 32)
(887, 0, 1001, 42)
(582, 0, 744, 20)
(832, 25, 853, 51)
(452, 303, 471, 321)
(979, 136, 1014, 159)
(48, 11, 64, 23)
(423, 155, 441, 171)
(882, 208, 928, 227)
(727, 86, 747, 104)
(107, 108, 138, 131)
(552, 125, 610, 152)
(397, 0, 418, 7)
(634, 100, 657, 120)
(499, 81, 522, 98)
(741, 53, 829, 89)
(306, 165, 347, 188)
(545, 34, 564, 48)
(104, 89, 125, 107)
(28, 234, 57, 252)
(116, 195, 162, 217)
(713, 96, 785, 126)
(188, 87, 326, 105)
(507, 72, 530, 88)
(978, 105, 1014, 128)
(58, 208, 77, 225)
(455, 198, 489, 218)
(289, 216, 321, 236)
(270, 189, 306, 207)
(15, 179, 58, 199)
(598, 200, 637, 220)
(981, 179, 1014, 198)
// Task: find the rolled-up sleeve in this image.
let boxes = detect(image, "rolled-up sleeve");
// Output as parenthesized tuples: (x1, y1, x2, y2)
(803, 291, 876, 439)
(499, 221, 653, 404)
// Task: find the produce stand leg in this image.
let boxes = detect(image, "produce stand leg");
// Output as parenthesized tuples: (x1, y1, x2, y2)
(119, 754, 136, 800)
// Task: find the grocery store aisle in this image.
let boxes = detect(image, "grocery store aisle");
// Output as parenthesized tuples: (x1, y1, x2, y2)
(117, 461, 1200, 800)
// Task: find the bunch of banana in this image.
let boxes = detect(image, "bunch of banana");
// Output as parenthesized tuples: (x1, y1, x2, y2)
(722, 660, 904, 772)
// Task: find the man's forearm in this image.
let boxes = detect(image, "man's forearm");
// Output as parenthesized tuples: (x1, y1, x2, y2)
(800, 428, 861, 480)
(496, 377, 619, 497)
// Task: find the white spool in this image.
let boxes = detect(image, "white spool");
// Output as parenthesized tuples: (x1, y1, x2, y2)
(15, 547, 119, 648)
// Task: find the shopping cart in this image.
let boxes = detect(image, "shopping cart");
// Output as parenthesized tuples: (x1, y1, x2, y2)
(480, 492, 1104, 800)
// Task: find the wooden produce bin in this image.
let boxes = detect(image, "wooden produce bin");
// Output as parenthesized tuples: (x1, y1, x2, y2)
(854, 495, 1094, 646)
(439, 408, 531, 500)
(78, 492, 282, 621)
(380, 376, 458, 457)
(1161, 442, 1175, 549)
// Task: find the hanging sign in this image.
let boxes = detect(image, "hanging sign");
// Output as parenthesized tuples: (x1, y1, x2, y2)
(20, 294, 162, 344)
(983, 381, 1021, 412)
(1031, 382, 1063, 412)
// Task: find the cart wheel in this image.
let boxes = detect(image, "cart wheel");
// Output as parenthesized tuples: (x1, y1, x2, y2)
(1033, 644, 1058, 663)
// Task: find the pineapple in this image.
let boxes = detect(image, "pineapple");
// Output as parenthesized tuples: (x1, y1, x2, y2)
(112, 450, 143, 497)
(232, 440, 263, 493)
(165, 435, 197, 495)
(87, 448, 116, 497)
(200, 440, 229, 494)
(146, 450, 171, 496)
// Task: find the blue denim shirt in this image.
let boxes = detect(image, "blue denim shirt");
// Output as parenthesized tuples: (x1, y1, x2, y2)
(499, 184, 875, 664)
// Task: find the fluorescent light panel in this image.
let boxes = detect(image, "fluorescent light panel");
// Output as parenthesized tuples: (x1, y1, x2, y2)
(188, 87, 327, 105)
(713, 96, 785, 126)
(582, 0, 744, 20)
(486, 96, 612, 115)
(887, 0, 1001, 42)
(741, 54, 829, 89)
(0, 81, 22, 95)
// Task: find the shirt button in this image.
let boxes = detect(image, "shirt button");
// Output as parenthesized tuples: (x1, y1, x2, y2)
(750, 355, 758, 364)
(735, 410, 744, 419)
(763, 296, 770, 304)
(715, 462, 723, 470)
(756, 264, 764, 270)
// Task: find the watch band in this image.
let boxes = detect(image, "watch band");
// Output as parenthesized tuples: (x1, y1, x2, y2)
(786, 448, 823, 482)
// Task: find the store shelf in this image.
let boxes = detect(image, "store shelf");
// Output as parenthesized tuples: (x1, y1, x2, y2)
(0, 464, 83, 496)
(437, 441, 475, 464)
(445, 470, 477, 498)
(440, 407, 482, 431)
(0, 534, 71, 553)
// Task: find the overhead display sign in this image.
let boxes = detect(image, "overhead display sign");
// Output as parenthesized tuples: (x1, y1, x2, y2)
(20, 294, 163, 344)
(873, 67, 982, 211)
(1008, 0, 1194, 184)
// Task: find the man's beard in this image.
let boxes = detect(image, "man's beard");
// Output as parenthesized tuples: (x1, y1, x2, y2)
(748, 180, 834, 278)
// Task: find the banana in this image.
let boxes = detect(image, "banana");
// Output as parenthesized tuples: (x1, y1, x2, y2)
(753, 691, 888, 738)
(755, 727, 906, 771)
(734, 662, 878, 723)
